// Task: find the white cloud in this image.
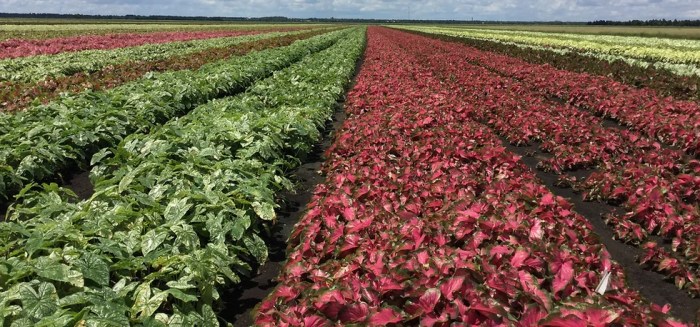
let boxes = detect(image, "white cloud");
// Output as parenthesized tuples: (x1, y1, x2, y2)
(0, 0, 699, 20)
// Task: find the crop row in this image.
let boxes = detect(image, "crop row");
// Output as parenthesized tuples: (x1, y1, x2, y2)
(0, 29, 330, 113)
(0, 28, 349, 203)
(407, 28, 700, 157)
(396, 26, 700, 73)
(255, 26, 683, 326)
(0, 27, 365, 326)
(0, 23, 319, 41)
(402, 30, 700, 102)
(390, 29, 700, 298)
(0, 28, 300, 60)
(0, 28, 315, 83)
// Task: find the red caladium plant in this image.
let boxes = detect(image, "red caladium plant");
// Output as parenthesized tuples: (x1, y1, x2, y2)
(0, 29, 291, 59)
(419, 31, 700, 158)
(391, 28, 700, 298)
(254, 27, 688, 326)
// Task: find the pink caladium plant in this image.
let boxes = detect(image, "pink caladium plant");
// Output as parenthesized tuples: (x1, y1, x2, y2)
(0, 29, 277, 59)
(394, 25, 700, 298)
(254, 27, 689, 326)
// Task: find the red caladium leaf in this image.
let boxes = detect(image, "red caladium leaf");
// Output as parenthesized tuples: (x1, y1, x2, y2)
(440, 275, 465, 301)
(419, 288, 442, 313)
(529, 220, 544, 241)
(518, 270, 552, 310)
(541, 316, 585, 327)
(517, 306, 547, 327)
(339, 303, 370, 323)
(369, 308, 402, 326)
(510, 248, 530, 268)
(540, 193, 555, 206)
(342, 206, 356, 221)
(583, 308, 620, 326)
(552, 260, 574, 295)
(303, 315, 330, 327)
(276, 285, 300, 302)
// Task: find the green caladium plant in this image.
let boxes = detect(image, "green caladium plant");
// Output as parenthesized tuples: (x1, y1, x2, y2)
(0, 27, 365, 325)
(0, 28, 350, 203)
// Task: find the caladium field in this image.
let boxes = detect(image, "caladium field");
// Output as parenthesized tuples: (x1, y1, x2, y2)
(0, 27, 364, 325)
(255, 27, 698, 325)
(0, 21, 699, 326)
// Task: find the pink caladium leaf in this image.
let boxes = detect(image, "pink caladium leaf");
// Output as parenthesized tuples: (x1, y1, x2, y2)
(540, 193, 555, 206)
(518, 270, 552, 310)
(342, 206, 356, 221)
(529, 220, 544, 241)
(419, 288, 442, 313)
(440, 275, 465, 301)
(541, 315, 585, 327)
(552, 260, 574, 296)
(339, 303, 370, 323)
(517, 306, 547, 327)
(304, 315, 330, 327)
(369, 308, 402, 326)
(583, 308, 620, 326)
(510, 248, 530, 268)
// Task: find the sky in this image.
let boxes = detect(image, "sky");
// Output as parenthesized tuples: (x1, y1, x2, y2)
(1, 0, 699, 21)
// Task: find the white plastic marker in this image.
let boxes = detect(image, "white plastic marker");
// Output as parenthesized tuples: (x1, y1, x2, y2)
(595, 270, 612, 295)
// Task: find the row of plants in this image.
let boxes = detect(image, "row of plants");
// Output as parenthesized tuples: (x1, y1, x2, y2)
(0, 23, 318, 41)
(391, 29, 700, 298)
(0, 28, 312, 83)
(406, 28, 700, 157)
(395, 26, 700, 71)
(0, 29, 331, 113)
(401, 29, 700, 102)
(255, 26, 685, 326)
(0, 29, 349, 203)
(0, 28, 303, 60)
(0, 27, 365, 326)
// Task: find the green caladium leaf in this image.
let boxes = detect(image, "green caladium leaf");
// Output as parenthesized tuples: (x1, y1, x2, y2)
(141, 229, 169, 256)
(33, 309, 75, 327)
(131, 286, 168, 320)
(57, 292, 88, 307)
(141, 316, 167, 327)
(34, 258, 84, 288)
(9, 317, 34, 327)
(75, 252, 110, 287)
(85, 302, 130, 327)
(165, 276, 195, 290)
(115, 281, 139, 299)
(18, 282, 59, 321)
(165, 289, 198, 303)
(90, 148, 112, 166)
(170, 223, 199, 253)
(229, 213, 251, 241)
(200, 305, 218, 327)
(163, 197, 192, 222)
(118, 163, 155, 193)
(251, 201, 276, 221)
(163, 312, 187, 327)
(243, 233, 268, 263)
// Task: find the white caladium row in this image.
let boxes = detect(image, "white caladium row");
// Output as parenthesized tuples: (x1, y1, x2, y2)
(0, 28, 316, 83)
(395, 25, 700, 74)
(0, 27, 365, 326)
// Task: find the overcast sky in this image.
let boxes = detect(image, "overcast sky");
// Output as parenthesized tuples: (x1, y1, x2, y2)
(1, 0, 699, 21)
